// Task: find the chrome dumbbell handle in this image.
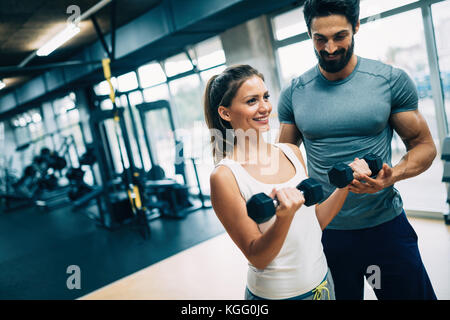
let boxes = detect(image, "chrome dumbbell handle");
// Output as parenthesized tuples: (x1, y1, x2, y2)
(271, 190, 305, 209)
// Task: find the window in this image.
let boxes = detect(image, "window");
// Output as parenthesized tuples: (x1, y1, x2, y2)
(277, 41, 315, 85)
(169, 75, 203, 130)
(355, 9, 446, 213)
(57, 109, 80, 128)
(200, 65, 227, 83)
(119, 94, 128, 107)
(128, 91, 143, 106)
(141, 107, 176, 178)
(119, 96, 144, 169)
(432, 0, 450, 130)
(90, 35, 226, 194)
(117, 71, 138, 92)
(360, 0, 418, 19)
(10, 108, 43, 145)
(59, 124, 86, 168)
(0, 122, 3, 146)
(194, 36, 226, 71)
(48, 93, 87, 173)
(143, 84, 170, 103)
(163, 53, 193, 77)
(103, 119, 129, 174)
(53, 93, 76, 115)
(28, 121, 45, 141)
(9, 108, 44, 172)
(100, 99, 113, 110)
(53, 93, 79, 129)
(0, 122, 4, 171)
(272, 7, 307, 41)
(94, 78, 117, 96)
(14, 126, 29, 146)
(137, 62, 166, 88)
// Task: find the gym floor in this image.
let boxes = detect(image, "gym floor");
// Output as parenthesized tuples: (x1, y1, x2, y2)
(0, 201, 448, 300)
(80, 215, 450, 300)
(0, 203, 224, 300)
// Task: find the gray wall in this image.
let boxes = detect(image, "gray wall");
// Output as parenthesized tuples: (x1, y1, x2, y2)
(220, 15, 282, 142)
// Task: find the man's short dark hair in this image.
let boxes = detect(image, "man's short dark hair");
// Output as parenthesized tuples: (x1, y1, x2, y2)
(303, 0, 360, 33)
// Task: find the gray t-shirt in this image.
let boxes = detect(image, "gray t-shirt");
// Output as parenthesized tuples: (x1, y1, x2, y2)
(278, 56, 418, 230)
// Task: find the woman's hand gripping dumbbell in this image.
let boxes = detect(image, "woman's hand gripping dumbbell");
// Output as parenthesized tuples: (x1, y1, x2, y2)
(327, 154, 383, 188)
(246, 178, 324, 224)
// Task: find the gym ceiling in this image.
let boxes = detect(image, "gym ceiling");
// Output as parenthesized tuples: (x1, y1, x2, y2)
(0, 0, 301, 120)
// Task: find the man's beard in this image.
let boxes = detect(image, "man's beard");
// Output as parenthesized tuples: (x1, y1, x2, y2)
(315, 36, 354, 73)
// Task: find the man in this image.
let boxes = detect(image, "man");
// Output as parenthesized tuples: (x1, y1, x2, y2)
(277, 0, 437, 300)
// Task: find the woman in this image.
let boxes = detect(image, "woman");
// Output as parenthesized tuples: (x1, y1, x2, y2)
(204, 64, 369, 300)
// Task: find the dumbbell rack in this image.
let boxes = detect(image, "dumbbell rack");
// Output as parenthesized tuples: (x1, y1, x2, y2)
(440, 136, 450, 225)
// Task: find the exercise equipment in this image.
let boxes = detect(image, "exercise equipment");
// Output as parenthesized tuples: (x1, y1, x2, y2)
(85, 103, 143, 231)
(1, 145, 73, 211)
(77, 58, 154, 238)
(328, 154, 382, 188)
(441, 136, 450, 225)
(246, 178, 324, 224)
(66, 167, 93, 201)
(79, 144, 96, 166)
(1, 127, 91, 212)
(136, 100, 211, 219)
(136, 100, 184, 182)
(13, 147, 66, 195)
(0, 157, 32, 212)
(441, 136, 450, 161)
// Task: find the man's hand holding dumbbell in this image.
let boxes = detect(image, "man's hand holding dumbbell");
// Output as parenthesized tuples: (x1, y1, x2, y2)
(328, 154, 391, 194)
(348, 162, 396, 194)
(246, 176, 353, 230)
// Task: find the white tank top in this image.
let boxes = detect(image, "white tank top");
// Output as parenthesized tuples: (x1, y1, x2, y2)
(215, 143, 328, 299)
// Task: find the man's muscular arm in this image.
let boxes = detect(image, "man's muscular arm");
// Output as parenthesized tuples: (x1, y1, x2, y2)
(277, 123, 303, 146)
(349, 110, 437, 194)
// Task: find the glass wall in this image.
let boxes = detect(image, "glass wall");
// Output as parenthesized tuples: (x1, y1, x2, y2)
(5, 91, 89, 186)
(92, 35, 226, 194)
(359, 0, 418, 19)
(432, 0, 450, 127)
(272, 7, 307, 41)
(270, 0, 449, 214)
(357, 8, 446, 212)
(277, 41, 315, 84)
(10, 108, 45, 173)
(52, 93, 86, 169)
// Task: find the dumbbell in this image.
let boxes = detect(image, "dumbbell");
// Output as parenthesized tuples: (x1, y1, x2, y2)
(328, 153, 383, 188)
(246, 178, 324, 224)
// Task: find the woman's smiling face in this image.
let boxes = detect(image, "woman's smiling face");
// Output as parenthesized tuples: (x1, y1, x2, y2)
(218, 75, 272, 133)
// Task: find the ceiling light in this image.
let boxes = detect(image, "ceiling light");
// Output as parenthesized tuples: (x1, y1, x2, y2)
(36, 24, 81, 57)
(0, 80, 5, 90)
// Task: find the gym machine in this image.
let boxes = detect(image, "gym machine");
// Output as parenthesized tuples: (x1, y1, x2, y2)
(72, 58, 158, 238)
(0, 140, 74, 212)
(78, 107, 137, 226)
(440, 136, 450, 225)
(136, 99, 211, 219)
